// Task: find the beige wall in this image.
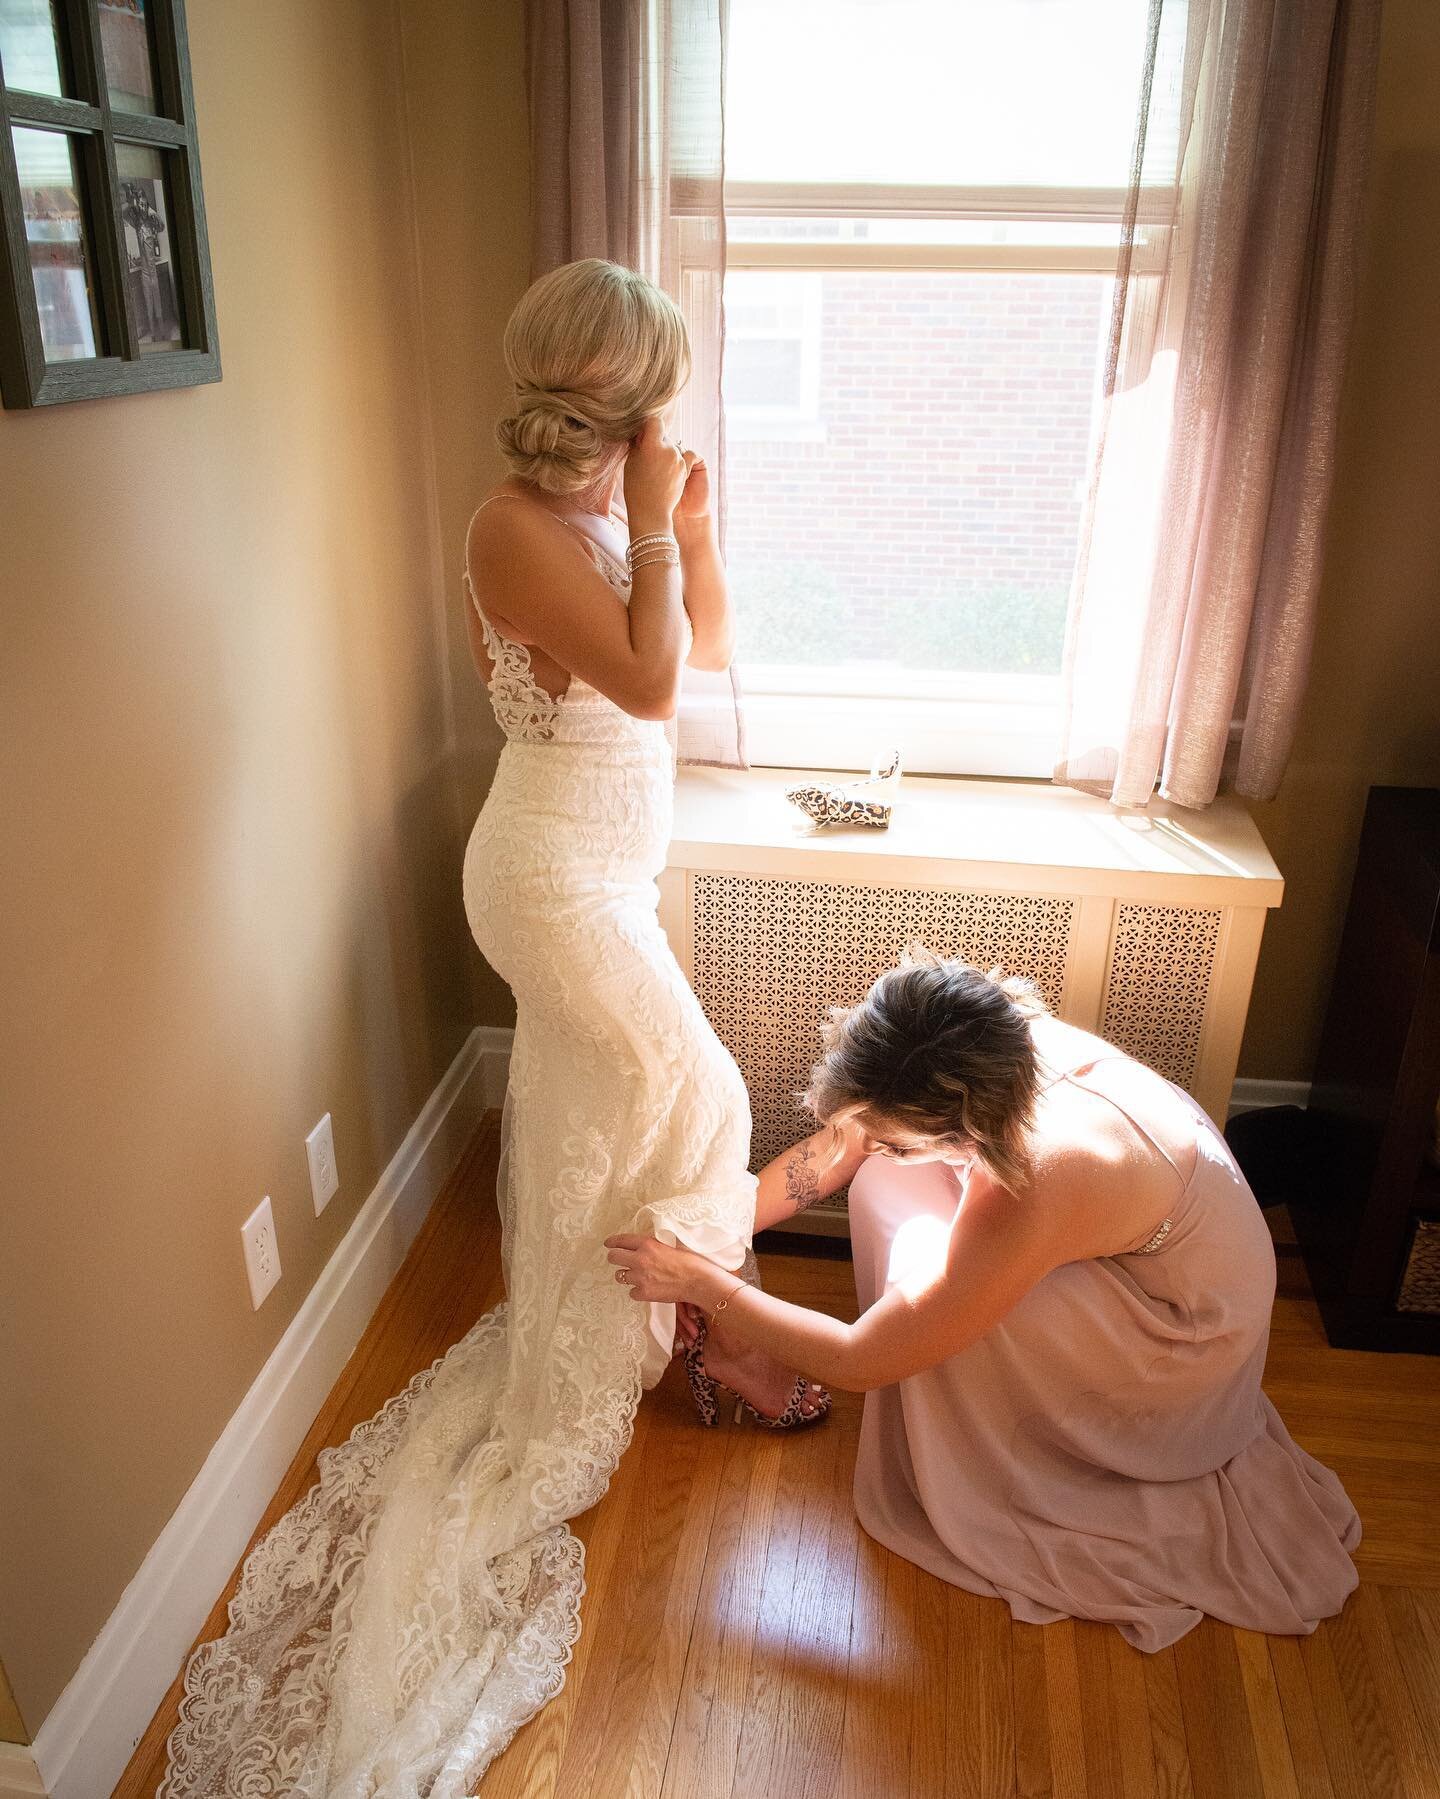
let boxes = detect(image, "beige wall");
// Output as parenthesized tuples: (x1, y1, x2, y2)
(0, 0, 506, 1733)
(0, 1659, 26, 1747)
(1240, 0, 1440, 1081)
(399, 0, 529, 1032)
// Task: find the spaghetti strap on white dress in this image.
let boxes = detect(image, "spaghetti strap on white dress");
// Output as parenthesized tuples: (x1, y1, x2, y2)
(160, 494, 757, 1795)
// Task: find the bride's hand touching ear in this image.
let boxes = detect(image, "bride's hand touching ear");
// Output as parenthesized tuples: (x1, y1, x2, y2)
(675, 449, 710, 523)
(623, 414, 688, 536)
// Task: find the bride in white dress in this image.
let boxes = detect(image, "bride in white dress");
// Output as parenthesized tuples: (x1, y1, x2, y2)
(161, 258, 825, 1797)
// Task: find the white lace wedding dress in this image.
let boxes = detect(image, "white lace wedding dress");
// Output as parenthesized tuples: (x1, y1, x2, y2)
(161, 497, 757, 1796)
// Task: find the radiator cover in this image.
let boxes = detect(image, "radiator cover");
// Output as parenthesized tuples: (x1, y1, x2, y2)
(662, 767, 1281, 1235)
(691, 872, 1077, 1174)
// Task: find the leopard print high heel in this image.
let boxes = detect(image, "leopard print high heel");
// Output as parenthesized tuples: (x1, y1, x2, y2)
(682, 1317, 831, 1431)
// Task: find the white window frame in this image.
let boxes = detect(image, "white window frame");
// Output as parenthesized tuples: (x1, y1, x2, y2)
(675, 178, 1174, 777)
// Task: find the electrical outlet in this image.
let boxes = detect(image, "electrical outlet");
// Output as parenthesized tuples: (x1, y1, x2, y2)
(305, 1112, 340, 1216)
(241, 1196, 281, 1309)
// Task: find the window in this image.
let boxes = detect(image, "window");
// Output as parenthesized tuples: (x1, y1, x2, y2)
(0, 0, 219, 407)
(677, 0, 1173, 776)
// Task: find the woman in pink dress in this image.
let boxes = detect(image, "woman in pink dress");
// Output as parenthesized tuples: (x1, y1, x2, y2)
(607, 950, 1361, 1650)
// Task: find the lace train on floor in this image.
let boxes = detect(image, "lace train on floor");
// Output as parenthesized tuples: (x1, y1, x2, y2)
(160, 1300, 630, 1796)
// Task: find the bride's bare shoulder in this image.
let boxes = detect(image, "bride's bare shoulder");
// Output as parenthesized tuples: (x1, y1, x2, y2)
(467, 488, 575, 569)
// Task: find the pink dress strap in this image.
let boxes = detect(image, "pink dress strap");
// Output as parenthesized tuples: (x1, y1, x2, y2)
(1039, 1052, 1198, 1256)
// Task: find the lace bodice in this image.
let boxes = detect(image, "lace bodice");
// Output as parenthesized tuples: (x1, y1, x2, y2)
(465, 494, 688, 749)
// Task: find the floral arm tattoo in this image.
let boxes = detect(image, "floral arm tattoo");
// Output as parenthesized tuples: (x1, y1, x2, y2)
(785, 1140, 822, 1213)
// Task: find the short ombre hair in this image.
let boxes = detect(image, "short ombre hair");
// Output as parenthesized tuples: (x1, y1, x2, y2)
(804, 946, 1050, 1193)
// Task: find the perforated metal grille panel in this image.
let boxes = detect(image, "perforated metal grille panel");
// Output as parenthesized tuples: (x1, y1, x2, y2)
(690, 873, 1077, 1176)
(1100, 902, 1222, 1087)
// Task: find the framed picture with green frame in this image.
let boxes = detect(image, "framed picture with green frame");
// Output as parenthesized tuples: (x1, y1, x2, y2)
(0, 0, 219, 407)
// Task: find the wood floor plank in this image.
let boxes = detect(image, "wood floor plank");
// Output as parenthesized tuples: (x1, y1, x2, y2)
(1075, 1622, 1125, 1799)
(615, 1397, 732, 1799)
(749, 1396, 865, 1799)
(1172, 1622, 1265, 1799)
(1042, 1619, 1090, 1799)
(1324, 1594, 1406, 1799)
(835, 1532, 894, 1799)
(1347, 1583, 1439, 1799)
(1232, 1630, 1300, 1799)
(1295, 1620, 1376, 1799)
(1104, 1631, 1158, 1799)
(1141, 1645, 1194, 1799)
(906, 1549, 952, 1798)
(1379, 1585, 1440, 1793)
(1012, 1622, 1055, 1799)
(555, 1395, 702, 1799)
(1262, 1317, 1440, 1593)
(944, 1587, 1017, 1799)
(659, 1427, 782, 1799)
(1263, 1636, 1337, 1799)
(730, 1403, 850, 1798)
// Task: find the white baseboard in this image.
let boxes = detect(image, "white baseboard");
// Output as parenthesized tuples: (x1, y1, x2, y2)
(1228, 1077, 1310, 1117)
(27, 1027, 497, 1799)
(0, 1745, 47, 1799)
(474, 1024, 513, 1110)
(434, 1028, 1305, 1134)
(452, 1025, 1306, 1134)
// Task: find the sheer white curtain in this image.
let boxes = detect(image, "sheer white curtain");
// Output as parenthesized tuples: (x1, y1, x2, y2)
(1058, 0, 1382, 810)
(525, 0, 745, 765)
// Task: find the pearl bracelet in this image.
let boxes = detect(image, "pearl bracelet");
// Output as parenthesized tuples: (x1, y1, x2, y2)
(626, 533, 678, 568)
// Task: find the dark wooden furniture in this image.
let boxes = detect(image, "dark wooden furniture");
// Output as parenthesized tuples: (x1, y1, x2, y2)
(1297, 787, 1440, 1353)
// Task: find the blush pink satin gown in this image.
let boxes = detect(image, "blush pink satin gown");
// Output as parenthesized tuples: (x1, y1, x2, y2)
(847, 1053, 1362, 1652)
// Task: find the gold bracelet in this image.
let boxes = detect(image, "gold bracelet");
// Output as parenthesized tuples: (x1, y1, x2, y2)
(710, 1276, 747, 1315)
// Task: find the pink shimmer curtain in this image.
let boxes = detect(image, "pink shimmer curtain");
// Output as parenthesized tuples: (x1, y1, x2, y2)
(524, 0, 746, 767)
(1058, 0, 1382, 810)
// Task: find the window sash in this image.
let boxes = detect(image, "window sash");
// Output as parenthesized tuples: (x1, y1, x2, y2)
(678, 178, 1146, 776)
(680, 181, 1171, 274)
(712, 179, 1170, 224)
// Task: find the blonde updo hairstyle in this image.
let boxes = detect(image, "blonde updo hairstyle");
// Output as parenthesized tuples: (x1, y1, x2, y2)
(495, 258, 692, 497)
(804, 946, 1051, 1194)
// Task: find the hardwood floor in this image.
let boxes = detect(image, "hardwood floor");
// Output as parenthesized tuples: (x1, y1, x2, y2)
(118, 1114, 1440, 1798)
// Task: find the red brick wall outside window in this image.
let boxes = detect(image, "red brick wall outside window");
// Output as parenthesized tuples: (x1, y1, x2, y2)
(723, 270, 1110, 678)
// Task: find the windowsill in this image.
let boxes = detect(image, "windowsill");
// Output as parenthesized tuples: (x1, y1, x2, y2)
(735, 688, 1059, 779)
(669, 763, 1284, 907)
